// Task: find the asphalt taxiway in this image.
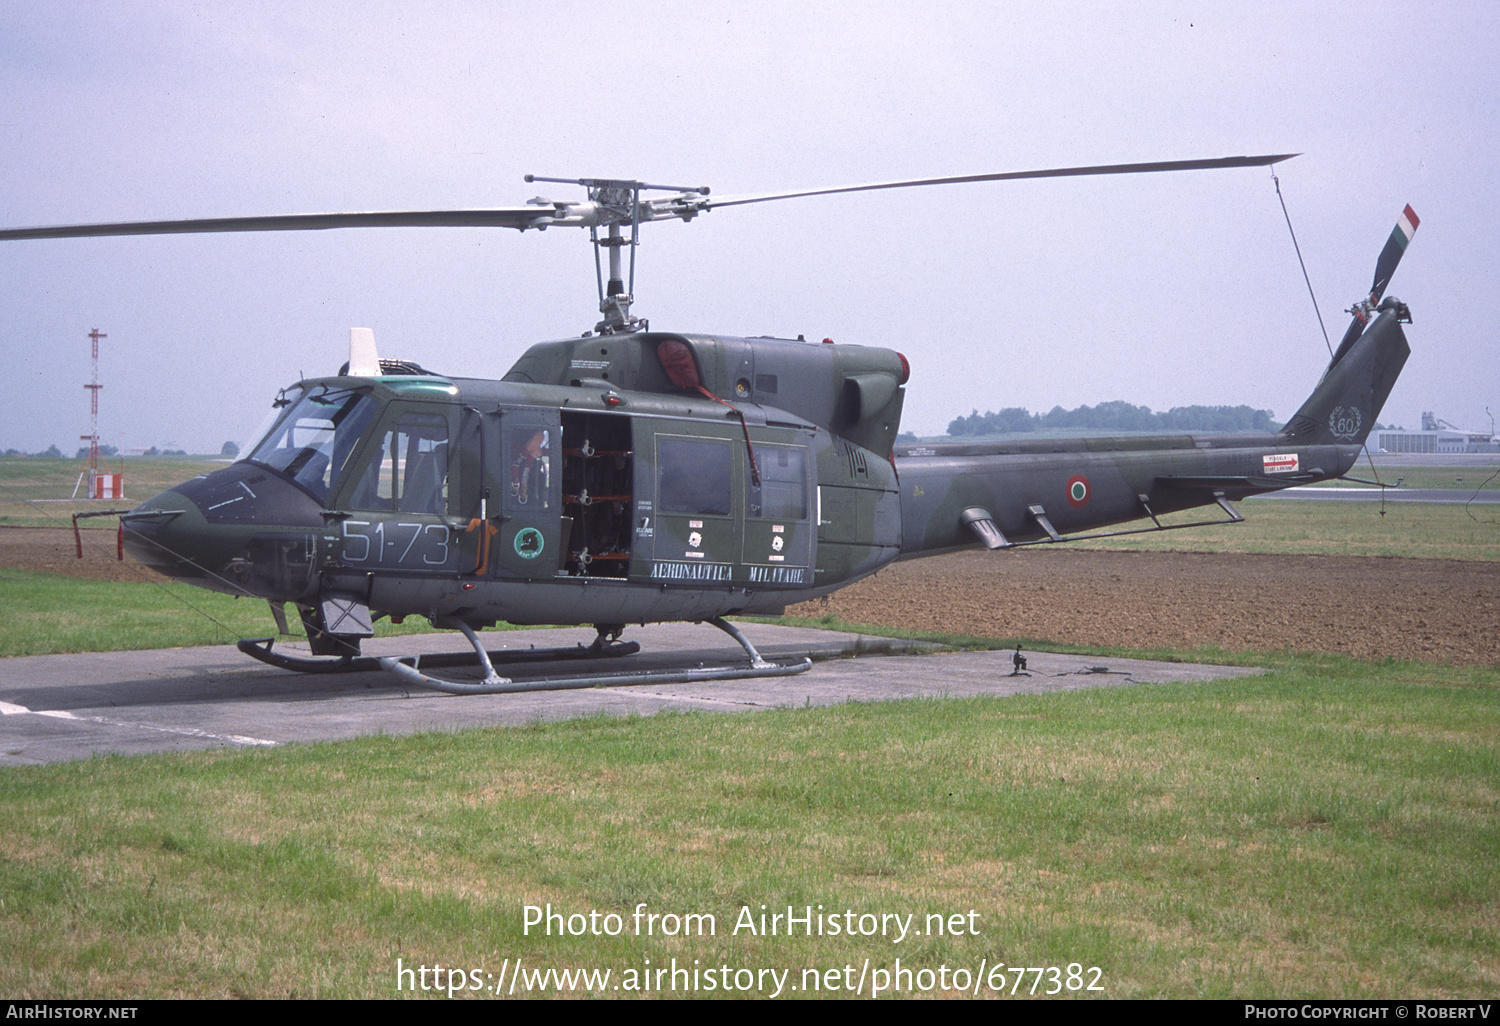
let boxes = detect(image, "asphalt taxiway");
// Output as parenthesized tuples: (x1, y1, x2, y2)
(0, 623, 1265, 766)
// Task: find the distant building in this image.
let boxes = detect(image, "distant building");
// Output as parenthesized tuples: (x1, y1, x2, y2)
(1377, 430, 1461, 454)
(1375, 429, 1498, 454)
(1375, 412, 1498, 454)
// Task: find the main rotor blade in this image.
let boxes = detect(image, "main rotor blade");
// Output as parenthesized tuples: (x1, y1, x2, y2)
(1, 154, 1299, 240)
(700, 154, 1300, 211)
(0, 207, 558, 241)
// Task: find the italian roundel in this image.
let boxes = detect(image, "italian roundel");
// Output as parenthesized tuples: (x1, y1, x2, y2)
(1066, 474, 1090, 508)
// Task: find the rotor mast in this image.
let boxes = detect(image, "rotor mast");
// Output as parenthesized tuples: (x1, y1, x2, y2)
(525, 175, 711, 334)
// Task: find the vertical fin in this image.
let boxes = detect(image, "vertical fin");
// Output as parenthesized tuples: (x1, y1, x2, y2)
(1283, 206, 1418, 445)
(1281, 306, 1409, 445)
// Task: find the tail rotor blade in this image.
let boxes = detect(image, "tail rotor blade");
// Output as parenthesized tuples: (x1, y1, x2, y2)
(1369, 204, 1420, 303)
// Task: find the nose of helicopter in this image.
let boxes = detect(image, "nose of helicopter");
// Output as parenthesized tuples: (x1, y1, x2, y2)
(121, 492, 218, 585)
(121, 463, 327, 597)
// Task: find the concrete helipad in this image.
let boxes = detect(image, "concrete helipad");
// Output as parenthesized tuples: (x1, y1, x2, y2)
(0, 623, 1265, 766)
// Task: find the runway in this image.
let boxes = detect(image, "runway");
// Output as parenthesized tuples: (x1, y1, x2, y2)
(0, 622, 1264, 766)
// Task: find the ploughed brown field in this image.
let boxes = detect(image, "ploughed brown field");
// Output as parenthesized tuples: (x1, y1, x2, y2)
(6, 527, 1497, 666)
(786, 549, 1498, 666)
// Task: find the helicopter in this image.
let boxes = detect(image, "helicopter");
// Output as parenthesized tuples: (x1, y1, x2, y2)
(0, 156, 1418, 693)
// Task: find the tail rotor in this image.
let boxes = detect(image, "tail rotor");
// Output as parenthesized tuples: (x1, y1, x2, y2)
(1330, 205, 1419, 366)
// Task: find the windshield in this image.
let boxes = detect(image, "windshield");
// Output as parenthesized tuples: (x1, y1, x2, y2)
(247, 386, 379, 503)
(239, 385, 307, 459)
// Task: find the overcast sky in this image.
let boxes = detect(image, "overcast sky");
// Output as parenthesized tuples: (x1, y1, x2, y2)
(2, 0, 1495, 455)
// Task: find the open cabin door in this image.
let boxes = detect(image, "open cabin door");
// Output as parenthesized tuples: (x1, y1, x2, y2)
(483, 408, 637, 580)
(559, 411, 635, 577)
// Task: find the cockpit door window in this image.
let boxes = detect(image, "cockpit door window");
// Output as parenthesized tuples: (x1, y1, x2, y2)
(333, 406, 459, 573)
(346, 412, 451, 515)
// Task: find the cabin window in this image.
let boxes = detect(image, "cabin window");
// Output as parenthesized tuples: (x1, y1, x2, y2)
(347, 412, 450, 514)
(748, 445, 807, 519)
(658, 437, 732, 516)
(506, 426, 552, 510)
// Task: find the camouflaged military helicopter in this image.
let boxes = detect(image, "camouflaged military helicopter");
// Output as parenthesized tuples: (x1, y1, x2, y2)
(0, 156, 1418, 692)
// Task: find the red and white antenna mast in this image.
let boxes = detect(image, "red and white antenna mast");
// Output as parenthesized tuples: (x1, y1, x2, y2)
(74, 328, 123, 500)
(81, 328, 105, 477)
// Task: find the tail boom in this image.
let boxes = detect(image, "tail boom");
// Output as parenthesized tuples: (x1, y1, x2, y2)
(894, 298, 1411, 556)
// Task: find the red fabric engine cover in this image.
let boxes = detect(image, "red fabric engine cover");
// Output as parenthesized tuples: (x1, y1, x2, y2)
(656, 338, 701, 391)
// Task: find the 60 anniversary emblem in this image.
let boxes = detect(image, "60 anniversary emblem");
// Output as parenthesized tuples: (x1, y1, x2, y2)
(1329, 405, 1363, 440)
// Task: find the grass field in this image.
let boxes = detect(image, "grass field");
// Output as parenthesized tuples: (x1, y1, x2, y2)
(0, 456, 227, 528)
(0, 655, 1494, 999)
(1078, 496, 1500, 560)
(0, 454, 1496, 999)
(0, 570, 441, 657)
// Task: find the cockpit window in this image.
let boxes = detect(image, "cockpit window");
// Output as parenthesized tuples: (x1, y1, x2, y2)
(247, 387, 378, 503)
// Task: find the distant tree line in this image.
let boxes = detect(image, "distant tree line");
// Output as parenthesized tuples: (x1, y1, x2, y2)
(71, 444, 189, 457)
(3, 443, 233, 458)
(946, 402, 1280, 437)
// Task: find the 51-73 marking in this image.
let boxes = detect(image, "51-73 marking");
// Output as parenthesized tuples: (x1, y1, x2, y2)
(339, 519, 453, 568)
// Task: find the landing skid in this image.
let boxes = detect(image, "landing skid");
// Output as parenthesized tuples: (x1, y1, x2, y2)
(237, 633, 641, 675)
(378, 616, 813, 695)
